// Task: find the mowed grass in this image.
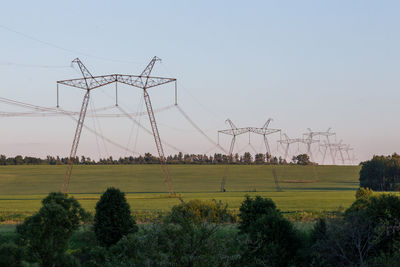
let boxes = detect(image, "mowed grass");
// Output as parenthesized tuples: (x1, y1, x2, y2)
(0, 165, 360, 216)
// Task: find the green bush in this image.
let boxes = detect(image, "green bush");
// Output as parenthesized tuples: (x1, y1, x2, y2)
(355, 187, 373, 199)
(165, 199, 237, 224)
(238, 195, 276, 233)
(68, 228, 98, 265)
(238, 196, 301, 266)
(107, 224, 241, 267)
(312, 194, 400, 266)
(93, 187, 138, 247)
(17, 192, 89, 266)
(0, 242, 25, 267)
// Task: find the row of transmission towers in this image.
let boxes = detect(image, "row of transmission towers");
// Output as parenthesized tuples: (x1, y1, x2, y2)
(217, 121, 356, 192)
(217, 121, 356, 166)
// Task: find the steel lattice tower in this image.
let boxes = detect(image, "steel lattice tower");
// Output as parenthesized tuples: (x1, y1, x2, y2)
(57, 57, 177, 194)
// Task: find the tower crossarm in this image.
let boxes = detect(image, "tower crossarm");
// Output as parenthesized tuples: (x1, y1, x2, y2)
(250, 128, 280, 136)
(305, 128, 336, 139)
(300, 138, 319, 144)
(218, 128, 250, 136)
(278, 138, 304, 145)
(58, 74, 175, 91)
(57, 75, 118, 90)
(116, 75, 175, 89)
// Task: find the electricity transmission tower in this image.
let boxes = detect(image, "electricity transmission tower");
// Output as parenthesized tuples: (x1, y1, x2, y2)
(321, 140, 346, 165)
(250, 119, 281, 156)
(277, 133, 305, 161)
(218, 119, 249, 192)
(341, 144, 354, 165)
(57, 56, 177, 194)
(217, 119, 281, 192)
(304, 128, 336, 164)
(336, 142, 354, 165)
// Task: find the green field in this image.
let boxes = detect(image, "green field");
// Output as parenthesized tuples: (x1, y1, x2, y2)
(0, 164, 360, 222)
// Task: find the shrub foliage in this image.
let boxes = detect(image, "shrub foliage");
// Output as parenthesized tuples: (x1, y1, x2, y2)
(16, 192, 89, 266)
(93, 187, 138, 247)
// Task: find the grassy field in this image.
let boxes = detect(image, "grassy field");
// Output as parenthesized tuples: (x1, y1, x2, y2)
(0, 164, 360, 222)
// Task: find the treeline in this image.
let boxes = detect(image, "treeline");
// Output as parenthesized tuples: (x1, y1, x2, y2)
(360, 153, 400, 191)
(2, 188, 400, 266)
(0, 152, 315, 165)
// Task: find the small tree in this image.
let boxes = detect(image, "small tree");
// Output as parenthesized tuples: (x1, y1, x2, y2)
(238, 196, 301, 266)
(292, 154, 312, 165)
(238, 195, 276, 233)
(0, 242, 25, 267)
(17, 192, 89, 266)
(166, 199, 236, 224)
(355, 187, 373, 199)
(94, 187, 138, 247)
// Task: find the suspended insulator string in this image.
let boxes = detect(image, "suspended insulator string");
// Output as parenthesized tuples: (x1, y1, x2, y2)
(175, 104, 227, 153)
(116, 105, 186, 153)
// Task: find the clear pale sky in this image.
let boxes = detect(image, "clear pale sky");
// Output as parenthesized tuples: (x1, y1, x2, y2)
(0, 0, 399, 164)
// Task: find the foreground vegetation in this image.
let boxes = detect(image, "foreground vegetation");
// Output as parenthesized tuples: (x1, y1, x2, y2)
(2, 188, 400, 266)
(0, 165, 359, 223)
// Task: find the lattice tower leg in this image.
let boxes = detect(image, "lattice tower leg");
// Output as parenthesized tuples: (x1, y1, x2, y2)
(327, 137, 336, 165)
(143, 89, 174, 194)
(284, 144, 290, 161)
(322, 147, 327, 165)
(220, 135, 236, 192)
(263, 135, 271, 156)
(62, 91, 90, 193)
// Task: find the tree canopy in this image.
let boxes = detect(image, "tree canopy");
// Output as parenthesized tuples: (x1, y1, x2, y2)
(360, 153, 400, 191)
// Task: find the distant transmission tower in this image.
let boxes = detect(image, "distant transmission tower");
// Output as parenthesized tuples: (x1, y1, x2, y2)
(335, 142, 353, 165)
(321, 140, 346, 165)
(304, 128, 336, 164)
(341, 144, 354, 165)
(250, 119, 281, 156)
(277, 133, 305, 161)
(218, 119, 249, 192)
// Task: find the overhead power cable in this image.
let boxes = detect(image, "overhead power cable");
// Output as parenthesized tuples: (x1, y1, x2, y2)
(0, 24, 143, 64)
(175, 104, 227, 153)
(0, 61, 71, 69)
(65, 112, 139, 155)
(116, 105, 186, 153)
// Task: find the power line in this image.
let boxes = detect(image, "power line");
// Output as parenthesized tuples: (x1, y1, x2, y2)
(0, 61, 71, 69)
(0, 24, 144, 65)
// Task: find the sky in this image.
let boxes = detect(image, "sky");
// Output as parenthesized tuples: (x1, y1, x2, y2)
(0, 0, 399, 164)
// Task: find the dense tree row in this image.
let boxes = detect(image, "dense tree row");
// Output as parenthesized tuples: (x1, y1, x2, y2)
(2, 187, 400, 266)
(360, 153, 400, 191)
(0, 152, 318, 166)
